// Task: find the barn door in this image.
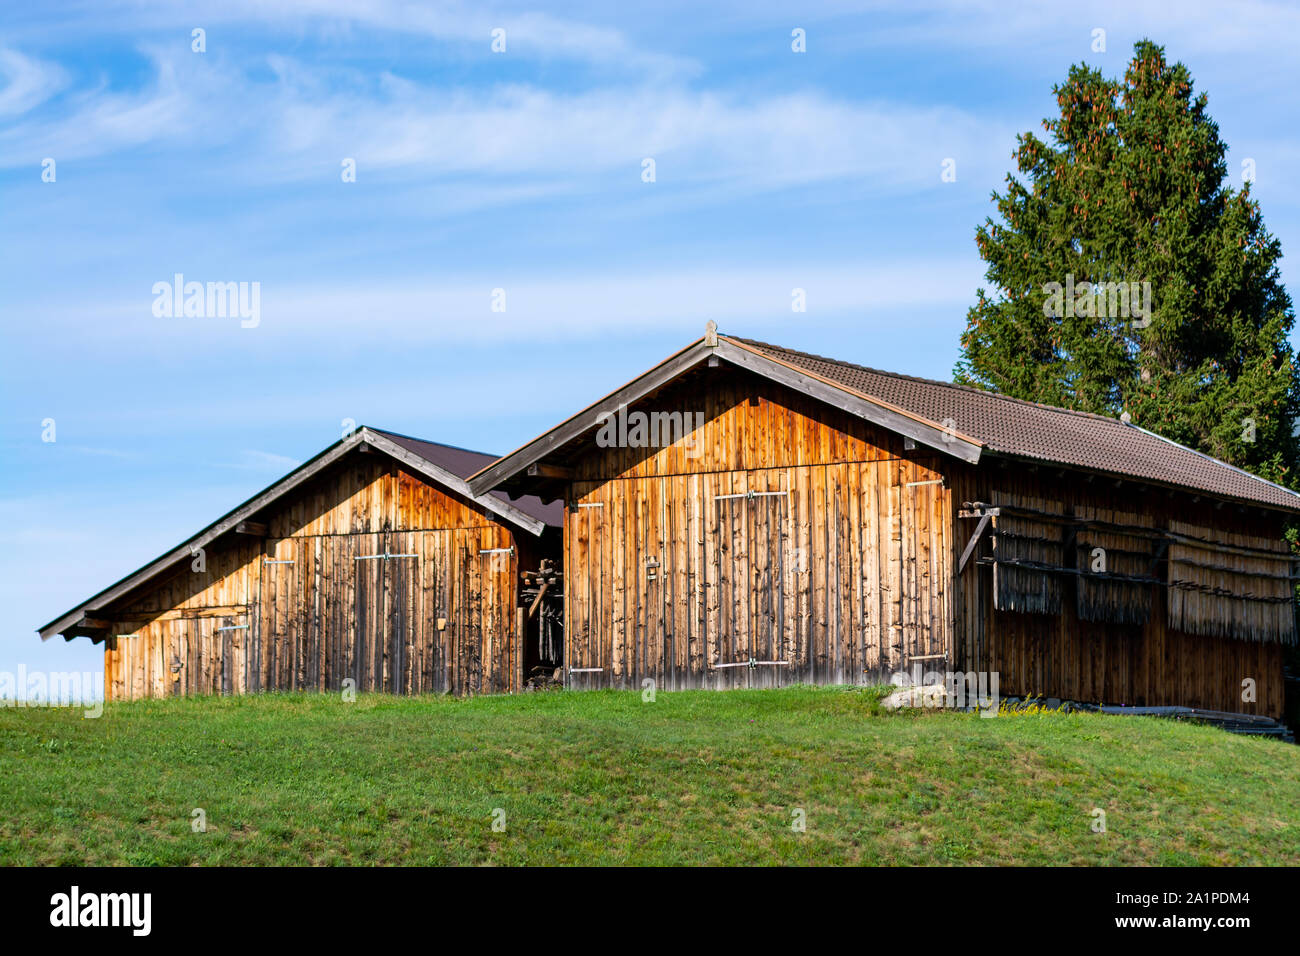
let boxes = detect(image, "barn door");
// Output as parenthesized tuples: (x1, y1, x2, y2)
(214, 613, 250, 695)
(417, 531, 443, 695)
(713, 474, 789, 689)
(634, 476, 668, 690)
(162, 617, 195, 697)
(170, 616, 222, 696)
(899, 474, 947, 677)
(567, 488, 606, 690)
(168, 620, 188, 696)
(475, 528, 515, 695)
(441, 527, 514, 695)
(354, 531, 419, 694)
(260, 537, 304, 690)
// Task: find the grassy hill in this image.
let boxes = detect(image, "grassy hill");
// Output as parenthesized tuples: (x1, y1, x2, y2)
(2, 686, 1297, 865)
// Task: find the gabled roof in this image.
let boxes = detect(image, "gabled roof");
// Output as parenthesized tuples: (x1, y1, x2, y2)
(468, 331, 1300, 515)
(466, 333, 984, 498)
(369, 428, 561, 527)
(38, 427, 560, 642)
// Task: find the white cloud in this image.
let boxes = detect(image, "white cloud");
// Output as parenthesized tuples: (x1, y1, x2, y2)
(248, 258, 988, 342)
(0, 48, 67, 117)
(4, 0, 696, 78)
(0, 43, 1013, 204)
(6, 257, 985, 353)
(0, 52, 190, 164)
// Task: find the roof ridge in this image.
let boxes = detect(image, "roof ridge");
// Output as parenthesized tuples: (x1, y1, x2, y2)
(731, 336, 1127, 427)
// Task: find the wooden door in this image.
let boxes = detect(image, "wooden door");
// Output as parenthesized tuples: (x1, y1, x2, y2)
(171, 615, 219, 696)
(441, 526, 514, 695)
(899, 475, 949, 677)
(566, 487, 607, 690)
(474, 526, 516, 694)
(634, 476, 667, 691)
(354, 531, 419, 694)
(213, 612, 250, 695)
(712, 474, 789, 689)
(260, 536, 306, 691)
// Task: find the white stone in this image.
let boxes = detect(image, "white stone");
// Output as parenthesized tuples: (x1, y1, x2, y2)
(883, 683, 951, 710)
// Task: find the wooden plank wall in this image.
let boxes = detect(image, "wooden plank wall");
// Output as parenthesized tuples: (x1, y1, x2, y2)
(990, 490, 1064, 613)
(564, 369, 953, 690)
(950, 461, 1289, 717)
(1167, 519, 1295, 641)
(104, 457, 523, 700)
(1075, 502, 1158, 625)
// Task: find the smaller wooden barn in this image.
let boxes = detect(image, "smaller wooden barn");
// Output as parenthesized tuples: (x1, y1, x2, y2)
(469, 328, 1300, 718)
(38, 427, 562, 700)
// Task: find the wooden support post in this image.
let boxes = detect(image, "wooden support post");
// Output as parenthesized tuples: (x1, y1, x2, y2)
(958, 513, 993, 575)
(528, 580, 551, 618)
(516, 606, 526, 692)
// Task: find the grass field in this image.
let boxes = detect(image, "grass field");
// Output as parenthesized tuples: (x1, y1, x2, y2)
(2, 686, 1297, 865)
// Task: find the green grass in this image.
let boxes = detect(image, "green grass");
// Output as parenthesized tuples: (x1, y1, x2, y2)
(2, 686, 1297, 865)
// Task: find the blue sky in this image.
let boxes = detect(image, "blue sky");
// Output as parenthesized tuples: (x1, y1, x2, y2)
(3, 0, 1299, 684)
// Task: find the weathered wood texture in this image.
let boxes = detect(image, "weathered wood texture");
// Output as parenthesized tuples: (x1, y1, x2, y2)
(1167, 519, 1294, 641)
(562, 366, 1291, 716)
(951, 462, 1290, 717)
(990, 490, 1064, 614)
(564, 370, 953, 690)
(104, 457, 525, 700)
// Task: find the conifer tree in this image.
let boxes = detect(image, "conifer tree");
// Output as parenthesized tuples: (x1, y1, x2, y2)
(955, 40, 1299, 487)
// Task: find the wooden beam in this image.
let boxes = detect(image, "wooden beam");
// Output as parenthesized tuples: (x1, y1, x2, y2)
(102, 605, 252, 624)
(526, 462, 574, 480)
(527, 580, 551, 618)
(958, 513, 993, 574)
(235, 520, 267, 536)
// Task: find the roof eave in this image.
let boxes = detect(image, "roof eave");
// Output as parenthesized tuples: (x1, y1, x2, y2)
(980, 448, 1300, 516)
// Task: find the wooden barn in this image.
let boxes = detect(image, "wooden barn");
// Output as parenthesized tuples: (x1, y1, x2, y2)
(39, 427, 562, 700)
(469, 328, 1300, 718)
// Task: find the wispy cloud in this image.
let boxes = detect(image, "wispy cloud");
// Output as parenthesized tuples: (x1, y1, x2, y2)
(3, 0, 698, 78)
(1, 45, 1012, 204)
(218, 448, 303, 471)
(10, 257, 986, 347)
(0, 50, 188, 164)
(0, 48, 67, 117)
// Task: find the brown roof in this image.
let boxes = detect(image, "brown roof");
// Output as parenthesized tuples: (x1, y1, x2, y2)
(734, 337, 1300, 513)
(372, 429, 562, 527)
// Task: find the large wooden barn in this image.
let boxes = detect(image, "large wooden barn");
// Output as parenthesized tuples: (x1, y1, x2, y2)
(39, 427, 562, 700)
(470, 328, 1300, 718)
